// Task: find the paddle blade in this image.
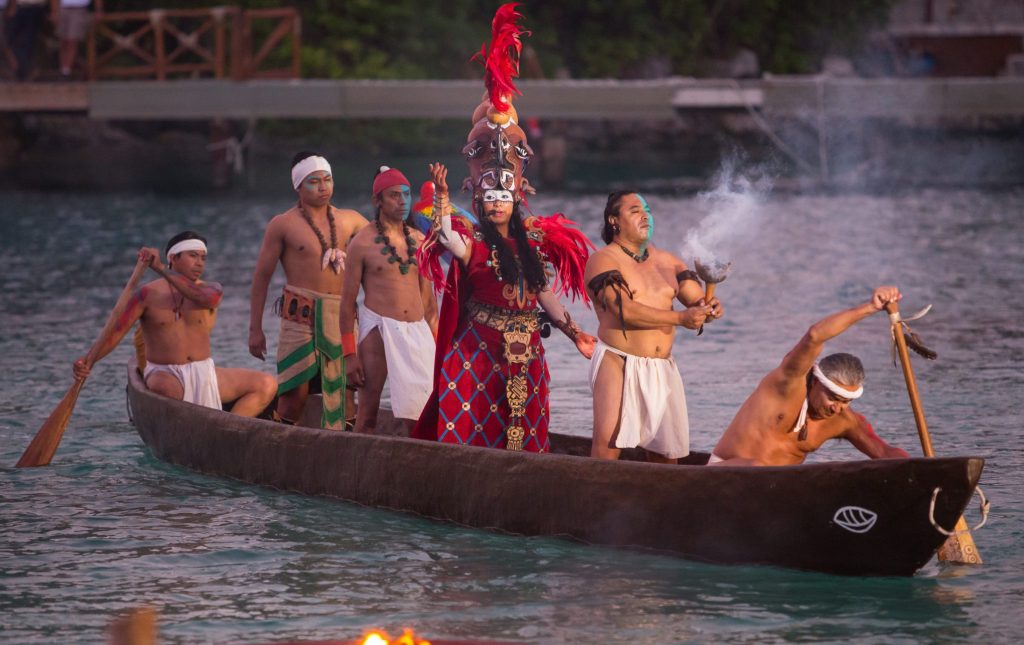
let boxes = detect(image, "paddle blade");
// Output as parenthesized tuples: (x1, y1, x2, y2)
(938, 517, 983, 564)
(15, 379, 86, 467)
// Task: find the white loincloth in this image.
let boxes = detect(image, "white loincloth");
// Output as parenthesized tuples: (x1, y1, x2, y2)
(589, 341, 690, 459)
(358, 304, 435, 420)
(143, 357, 222, 410)
(708, 453, 724, 464)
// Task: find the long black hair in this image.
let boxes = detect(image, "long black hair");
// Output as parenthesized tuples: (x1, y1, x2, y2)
(475, 201, 548, 293)
(601, 190, 638, 244)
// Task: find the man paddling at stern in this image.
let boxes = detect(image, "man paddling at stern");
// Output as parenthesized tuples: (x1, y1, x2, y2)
(248, 152, 369, 429)
(340, 166, 438, 434)
(73, 232, 277, 416)
(710, 285, 910, 466)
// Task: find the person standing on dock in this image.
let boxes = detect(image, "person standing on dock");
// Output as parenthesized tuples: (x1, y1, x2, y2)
(412, 5, 596, 453)
(248, 152, 368, 429)
(339, 165, 438, 434)
(73, 231, 277, 416)
(585, 191, 721, 464)
(709, 286, 910, 466)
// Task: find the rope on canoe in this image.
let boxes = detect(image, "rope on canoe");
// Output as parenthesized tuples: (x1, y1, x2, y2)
(929, 485, 990, 536)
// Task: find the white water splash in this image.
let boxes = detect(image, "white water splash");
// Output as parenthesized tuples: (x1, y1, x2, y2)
(682, 160, 772, 265)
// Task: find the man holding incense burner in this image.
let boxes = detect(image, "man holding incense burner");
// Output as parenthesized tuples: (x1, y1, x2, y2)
(585, 191, 722, 464)
(249, 152, 368, 428)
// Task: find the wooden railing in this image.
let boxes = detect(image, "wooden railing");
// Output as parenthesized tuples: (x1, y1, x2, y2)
(86, 6, 300, 81)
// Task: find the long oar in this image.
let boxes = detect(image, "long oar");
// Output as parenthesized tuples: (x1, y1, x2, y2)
(16, 257, 149, 468)
(885, 301, 982, 564)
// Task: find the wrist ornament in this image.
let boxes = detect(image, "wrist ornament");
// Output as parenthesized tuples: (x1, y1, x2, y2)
(342, 332, 357, 357)
(552, 311, 582, 343)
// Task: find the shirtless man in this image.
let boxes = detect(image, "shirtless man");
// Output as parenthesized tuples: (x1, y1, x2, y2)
(249, 152, 368, 429)
(585, 191, 721, 464)
(73, 231, 277, 416)
(710, 285, 910, 466)
(340, 166, 438, 434)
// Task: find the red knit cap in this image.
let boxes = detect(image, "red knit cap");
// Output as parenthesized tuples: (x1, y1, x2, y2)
(372, 165, 410, 196)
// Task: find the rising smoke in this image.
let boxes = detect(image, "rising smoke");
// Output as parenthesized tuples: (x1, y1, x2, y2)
(681, 158, 773, 265)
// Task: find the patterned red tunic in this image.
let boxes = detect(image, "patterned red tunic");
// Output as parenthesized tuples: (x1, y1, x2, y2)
(435, 236, 550, 451)
(412, 213, 591, 453)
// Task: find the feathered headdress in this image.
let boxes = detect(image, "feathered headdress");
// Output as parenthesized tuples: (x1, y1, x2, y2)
(472, 3, 528, 115)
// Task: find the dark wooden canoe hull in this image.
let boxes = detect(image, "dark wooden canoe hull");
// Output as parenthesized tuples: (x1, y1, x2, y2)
(127, 365, 983, 576)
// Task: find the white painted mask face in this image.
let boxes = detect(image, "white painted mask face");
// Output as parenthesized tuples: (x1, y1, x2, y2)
(482, 189, 514, 203)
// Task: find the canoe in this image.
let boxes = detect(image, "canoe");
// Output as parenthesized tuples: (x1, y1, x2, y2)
(126, 363, 984, 577)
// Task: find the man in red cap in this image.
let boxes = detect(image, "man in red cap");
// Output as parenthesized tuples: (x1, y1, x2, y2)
(340, 165, 438, 434)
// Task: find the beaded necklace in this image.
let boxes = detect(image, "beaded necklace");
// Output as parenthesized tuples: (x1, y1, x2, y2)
(617, 242, 649, 263)
(374, 218, 417, 275)
(297, 201, 342, 273)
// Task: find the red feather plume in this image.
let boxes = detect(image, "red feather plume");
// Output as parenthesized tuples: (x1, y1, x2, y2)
(527, 214, 595, 304)
(472, 3, 528, 114)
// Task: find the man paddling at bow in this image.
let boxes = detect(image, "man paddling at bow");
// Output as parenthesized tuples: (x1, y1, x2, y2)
(73, 232, 277, 416)
(249, 152, 369, 429)
(710, 285, 910, 466)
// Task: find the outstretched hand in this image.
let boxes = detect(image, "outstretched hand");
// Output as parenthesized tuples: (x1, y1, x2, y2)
(428, 162, 448, 196)
(575, 331, 597, 359)
(870, 285, 902, 311)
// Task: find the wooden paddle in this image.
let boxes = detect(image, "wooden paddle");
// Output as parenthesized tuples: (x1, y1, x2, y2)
(885, 301, 982, 564)
(16, 257, 150, 468)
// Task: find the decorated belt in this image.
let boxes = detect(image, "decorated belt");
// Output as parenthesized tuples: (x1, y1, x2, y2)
(466, 300, 539, 333)
(280, 288, 315, 327)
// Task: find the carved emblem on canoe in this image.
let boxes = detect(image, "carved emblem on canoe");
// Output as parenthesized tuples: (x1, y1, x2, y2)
(833, 506, 878, 534)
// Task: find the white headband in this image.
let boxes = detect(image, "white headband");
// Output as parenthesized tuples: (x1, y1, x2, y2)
(812, 363, 863, 400)
(291, 156, 332, 190)
(166, 238, 207, 262)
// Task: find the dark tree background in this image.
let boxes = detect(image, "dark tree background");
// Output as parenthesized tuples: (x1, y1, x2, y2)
(100, 0, 897, 79)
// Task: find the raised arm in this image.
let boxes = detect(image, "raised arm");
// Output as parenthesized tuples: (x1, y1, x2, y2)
(143, 248, 223, 309)
(779, 285, 902, 380)
(248, 217, 285, 360)
(428, 162, 472, 266)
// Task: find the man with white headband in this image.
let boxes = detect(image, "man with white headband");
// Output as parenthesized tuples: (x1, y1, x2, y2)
(340, 165, 438, 435)
(709, 285, 910, 466)
(73, 231, 277, 417)
(249, 151, 368, 429)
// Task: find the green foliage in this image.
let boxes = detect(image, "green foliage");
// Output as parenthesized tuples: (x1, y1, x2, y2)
(102, 0, 897, 77)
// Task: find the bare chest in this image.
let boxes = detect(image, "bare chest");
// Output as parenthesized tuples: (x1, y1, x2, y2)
(619, 259, 677, 304)
(146, 291, 216, 329)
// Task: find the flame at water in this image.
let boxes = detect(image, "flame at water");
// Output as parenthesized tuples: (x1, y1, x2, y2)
(358, 628, 431, 645)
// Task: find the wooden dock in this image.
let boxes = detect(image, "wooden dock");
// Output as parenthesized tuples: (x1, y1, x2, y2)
(3, 77, 1023, 121)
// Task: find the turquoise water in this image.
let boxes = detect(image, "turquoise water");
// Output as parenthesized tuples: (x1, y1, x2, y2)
(1, 188, 1022, 643)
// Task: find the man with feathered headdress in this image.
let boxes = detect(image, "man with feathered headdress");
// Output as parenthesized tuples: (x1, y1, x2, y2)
(412, 3, 596, 452)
